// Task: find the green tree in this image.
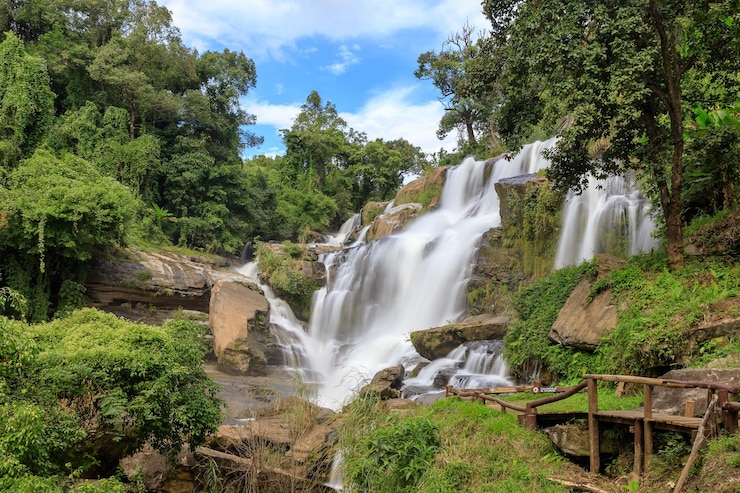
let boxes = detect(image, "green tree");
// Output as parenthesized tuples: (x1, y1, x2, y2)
(281, 90, 352, 192)
(0, 31, 54, 172)
(415, 23, 500, 155)
(484, 0, 740, 270)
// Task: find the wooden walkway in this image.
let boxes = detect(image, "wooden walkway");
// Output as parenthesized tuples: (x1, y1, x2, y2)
(446, 373, 740, 483)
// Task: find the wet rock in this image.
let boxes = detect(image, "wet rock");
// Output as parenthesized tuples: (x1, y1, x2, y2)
(365, 202, 423, 241)
(394, 166, 447, 209)
(361, 364, 405, 399)
(120, 443, 170, 491)
(410, 315, 509, 361)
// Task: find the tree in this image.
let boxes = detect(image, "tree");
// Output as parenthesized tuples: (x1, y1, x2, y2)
(281, 91, 351, 192)
(0, 32, 54, 172)
(415, 22, 500, 154)
(484, 0, 740, 270)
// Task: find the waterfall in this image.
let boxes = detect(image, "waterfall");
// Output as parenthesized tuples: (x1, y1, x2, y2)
(554, 173, 660, 269)
(247, 138, 660, 410)
(305, 139, 557, 409)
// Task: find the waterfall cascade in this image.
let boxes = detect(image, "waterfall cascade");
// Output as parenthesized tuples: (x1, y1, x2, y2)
(252, 139, 659, 410)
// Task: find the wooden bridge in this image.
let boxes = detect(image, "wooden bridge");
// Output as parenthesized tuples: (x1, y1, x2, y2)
(446, 374, 740, 490)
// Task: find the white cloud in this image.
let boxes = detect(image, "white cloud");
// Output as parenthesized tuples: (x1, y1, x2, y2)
(244, 86, 457, 156)
(321, 45, 361, 75)
(163, 0, 488, 59)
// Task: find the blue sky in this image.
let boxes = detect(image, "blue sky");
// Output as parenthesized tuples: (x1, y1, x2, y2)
(160, 0, 490, 158)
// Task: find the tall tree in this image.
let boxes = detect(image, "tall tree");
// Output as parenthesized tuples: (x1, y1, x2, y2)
(280, 90, 351, 191)
(0, 32, 54, 173)
(484, 0, 740, 270)
(415, 22, 500, 153)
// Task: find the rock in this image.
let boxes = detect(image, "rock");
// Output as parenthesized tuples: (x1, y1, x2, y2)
(209, 279, 272, 375)
(410, 315, 509, 360)
(682, 309, 740, 362)
(549, 255, 626, 350)
(361, 364, 405, 399)
(294, 260, 327, 287)
(361, 201, 390, 225)
(544, 423, 621, 457)
(365, 202, 423, 241)
(469, 229, 526, 294)
(394, 166, 448, 208)
(495, 172, 549, 224)
(281, 421, 338, 480)
(85, 249, 246, 323)
(652, 368, 740, 416)
(120, 443, 170, 491)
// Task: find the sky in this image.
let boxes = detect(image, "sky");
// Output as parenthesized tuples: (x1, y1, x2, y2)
(160, 0, 490, 158)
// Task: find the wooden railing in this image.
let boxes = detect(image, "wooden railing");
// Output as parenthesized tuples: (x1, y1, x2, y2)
(446, 373, 740, 482)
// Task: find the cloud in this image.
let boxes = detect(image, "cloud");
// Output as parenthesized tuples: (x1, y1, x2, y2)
(162, 0, 488, 59)
(321, 45, 361, 75)
(244, 86, 457, 156)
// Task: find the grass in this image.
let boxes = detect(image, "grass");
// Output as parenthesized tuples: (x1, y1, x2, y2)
(499, 388, 645, 413)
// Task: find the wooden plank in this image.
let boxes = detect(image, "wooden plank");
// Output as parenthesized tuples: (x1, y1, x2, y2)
(588, 378, 600, 473)
(684, 400, 695, 417)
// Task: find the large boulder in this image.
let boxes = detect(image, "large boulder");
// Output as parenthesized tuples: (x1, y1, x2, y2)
(85, 249, 245, 322)
(410, 315, 509, 361)
(549, 255, 626, 350)
(544, 423, 622, 457)
(209, 279, 272, 375)
(652, 368, 740, 416)
(361, 364, 405, 399)
(681, 298, 740, 362)
(469, 229, 526, 293)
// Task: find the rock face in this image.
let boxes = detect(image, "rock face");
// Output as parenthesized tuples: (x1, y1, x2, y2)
(652, 368, 740, 416)
(469, 229, 526, 293)
(549, 255, 626, 350)
(85, 249, 244, 321)
(365, 202, 423, 242)
(209, 279, 272, 375)
(394, 166, 447, 208)
(495, 172, 549, 222)
(544, 423, 622, 457)
(410, 315, 509, 361)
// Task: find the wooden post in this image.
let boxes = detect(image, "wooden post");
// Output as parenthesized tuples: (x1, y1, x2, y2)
(633, 419, 643, 477)
(643, 383, 653, 470)
(588, 377, 600, 473)
(718, 390, 735, 434)
(684, 400, 695, 417)
(524, 403, 537, 430)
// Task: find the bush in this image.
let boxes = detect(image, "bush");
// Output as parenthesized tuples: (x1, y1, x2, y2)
(345, 415, 440, 493)
(0, 310, 222, 478)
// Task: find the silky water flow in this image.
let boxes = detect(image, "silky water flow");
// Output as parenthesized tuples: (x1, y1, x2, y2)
(242, 139, 658, 410)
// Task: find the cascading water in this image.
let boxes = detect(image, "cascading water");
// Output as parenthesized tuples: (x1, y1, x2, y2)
(304, 139, 558, 409)
(250, 138, 660, 410)
(554, 173, 660, 269)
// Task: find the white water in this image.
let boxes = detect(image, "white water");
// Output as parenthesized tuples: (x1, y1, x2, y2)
(554, 174, 659, 268)
(244, 138, 660, 410)
(303, 139, 557, 408)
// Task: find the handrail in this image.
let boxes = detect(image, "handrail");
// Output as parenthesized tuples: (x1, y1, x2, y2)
(525, 380, 589, 411)
(583, 374, 740, 393)
(474, 392, 528, 413)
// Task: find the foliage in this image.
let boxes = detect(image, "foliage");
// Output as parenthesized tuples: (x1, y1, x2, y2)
(504, 261, 598, 382)
(344, 413, 441, 493)
(340, 396, 572, 493)
(596, 257, 740, 375)
(500, 180, 564, 276)
(256, 242, 318, 320)
(0, 310, 222, 479)
(483, 0, 740, 270)
(415, 23, 501, 157)
(0, 31, 54, 171)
